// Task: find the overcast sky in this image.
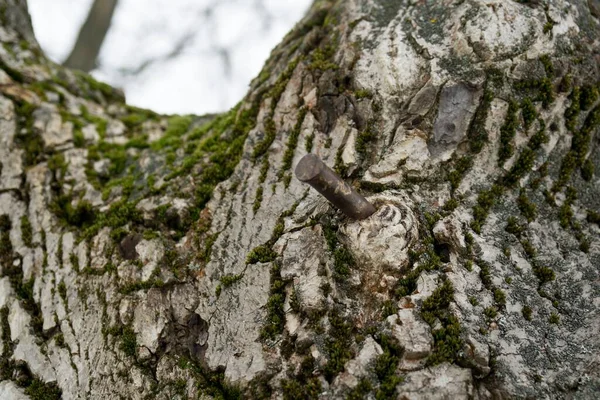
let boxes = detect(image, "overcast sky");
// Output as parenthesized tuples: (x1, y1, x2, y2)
(28, 0, 311, 115)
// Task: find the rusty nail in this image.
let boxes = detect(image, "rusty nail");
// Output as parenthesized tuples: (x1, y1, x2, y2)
(295, 153, 376, 220)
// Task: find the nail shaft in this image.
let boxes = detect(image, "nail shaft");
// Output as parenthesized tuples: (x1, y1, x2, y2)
(295, 154, 376, 220)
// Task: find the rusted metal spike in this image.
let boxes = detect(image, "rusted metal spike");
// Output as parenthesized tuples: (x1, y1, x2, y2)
(295, 153, 376, 220)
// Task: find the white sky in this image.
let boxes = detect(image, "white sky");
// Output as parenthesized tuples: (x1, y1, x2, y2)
(28, 0, 311, 115)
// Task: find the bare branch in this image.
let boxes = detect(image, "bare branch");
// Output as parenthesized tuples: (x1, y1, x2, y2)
(63, 0, 119, 72)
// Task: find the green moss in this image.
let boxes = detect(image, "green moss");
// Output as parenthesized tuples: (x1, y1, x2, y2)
(24, 379, 62, 400)
(464, 260, 473, 272)
(283, 174, 292, 188)
(246, 244, 277, 264)
(528, 118, 548, 150)
(309, 41, 339, 71)
(420, 280, 462, 365)
(281, 356, 321, 400)
(559, 203, 573, 229)
(73, 70, 124, 103)
(346, 378, 373, 400)
(268, 57, 301, 113)
(246, 201, 299, 267)
(20, 215, 33, 248)
(553, 153, 577, 192)
(260, 263, 286, 340)
(355, 119, 377, 160)
(573, 104, 600, 162)
(471, 184, 504, 232)
(305, 133, 315, 153)
(515, 78, 555, 109)
(253, 157, 270, 212)
(0, 232, 44, 333)
(54, 332, 65, 348)
(178, 357, 242, 399)
(421, 280, 453, 324)
(381, 300, 398, 318)
(532, 264, 555, 285)
(548, 313, 560, 324)
(280, 107, 308, 176)
(424, 313, 461, 365)
(98, 199, 139, 228)
(521, 98, 537, 130)
(323, 310, 354, 381)
(522, 305, 532, 321)
(120, 326, 137, 358)
(448, 156, 473, 192)
(151, 115, 193, 150)
(564, 86, 581, 131)
(559, 74, 572, 93)
(220, 273, 243, 288)
(396, 249, 442, 297)
(443, 198, 459, 212)
(57, 281, 67, 305)
(517, 190, 537, 222)
(13, 100, 44, 167)
(587, 210, 600, 225)
(373, 335, 403, 399)
(484, 306, 497, 320)
(579, 237, 590, 253)
(323, 220, 354, 278)
(355, 89, 373, 99)
(69, 252, 80, 273)
(0, 56, 25, 82)
(281, 378, 321, 400)
(253, 186, 264, 213)
(467, 85, 493, 154)
(498, 100, 519, 165)
(520, 239, 537, 258)
(503, 147, 535, 188)
(580, 85, 599, 111)
(539, 55, 554, 77)
(478, 259, 492, 288)
(80, 105, 107, 137)
(73, 129, 85, 147)
(493, 288, 506, 306)
(118, 278, 165, 295)
(253, 117, 277, 161)
(581, 158, 594, 181)
(120, 105, 158, 129)
(50, 196, 96, 230)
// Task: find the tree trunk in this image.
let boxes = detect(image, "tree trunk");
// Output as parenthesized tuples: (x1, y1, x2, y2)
(63, 0, 119, 73)
(1, 0, 599, 399)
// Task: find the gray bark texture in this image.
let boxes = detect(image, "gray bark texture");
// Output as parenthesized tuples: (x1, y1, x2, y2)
(0, 0, 600, 399)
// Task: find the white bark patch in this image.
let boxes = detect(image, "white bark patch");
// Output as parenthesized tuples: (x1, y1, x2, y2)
(398, 363, 474, 399)
(341, 192, 418, 271)
(280, 225, 328, 311)
(354, 19, 427, 101)
(133, 288, 168, 356)
(388, 309, 433, 370)
(200, 262, 270, 384)
(0, 381, 29, 400)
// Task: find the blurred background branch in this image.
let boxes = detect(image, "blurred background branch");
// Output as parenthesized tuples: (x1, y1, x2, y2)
(63, 0, 119, 72)
(29, 0, 311, 114)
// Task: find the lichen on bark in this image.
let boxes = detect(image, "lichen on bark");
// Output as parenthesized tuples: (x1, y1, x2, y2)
(0, 0, 600, 399)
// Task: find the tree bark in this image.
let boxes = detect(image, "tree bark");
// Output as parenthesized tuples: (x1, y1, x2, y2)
(63, 0, 119, 73)
(1, 0, 600, 399)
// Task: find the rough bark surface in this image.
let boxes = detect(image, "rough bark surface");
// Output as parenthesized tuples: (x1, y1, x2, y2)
(0, 0, 599, 399)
